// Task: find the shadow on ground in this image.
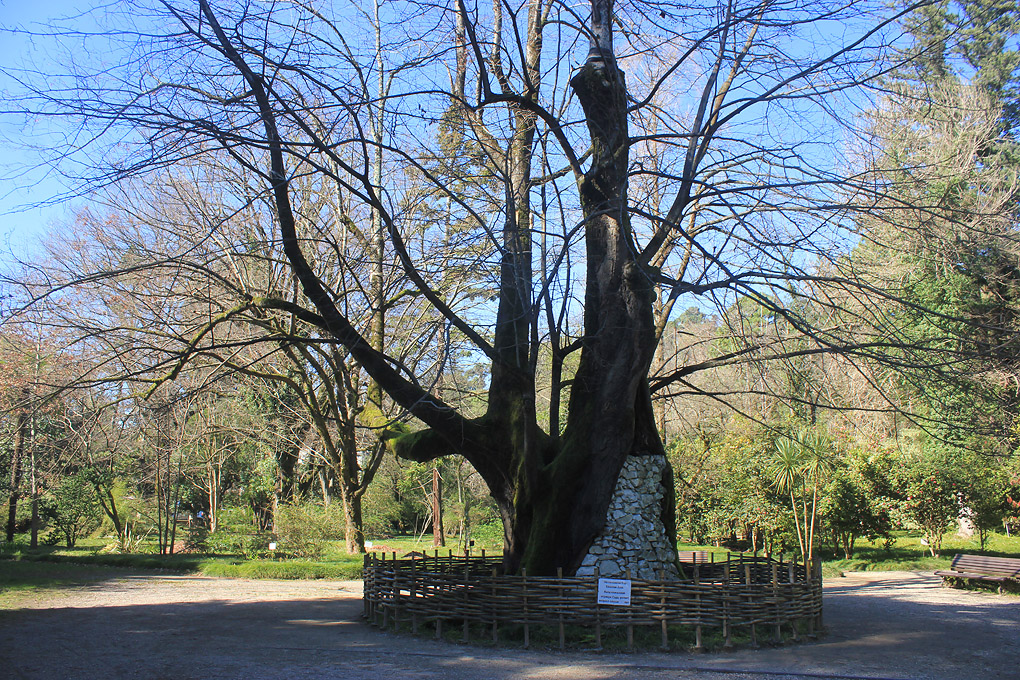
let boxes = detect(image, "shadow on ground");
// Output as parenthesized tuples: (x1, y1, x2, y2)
(0, 572, 1017, 680)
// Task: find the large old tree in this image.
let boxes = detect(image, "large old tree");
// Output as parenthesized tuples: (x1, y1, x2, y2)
(3, 0, 936, 573)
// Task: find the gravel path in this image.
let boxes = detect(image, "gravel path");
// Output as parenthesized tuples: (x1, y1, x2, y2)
(0, 570, 1017, 680)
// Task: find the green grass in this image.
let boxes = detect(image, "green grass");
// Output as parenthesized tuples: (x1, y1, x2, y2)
(672, 531, 1020, 579)
(0, 530, 484, 592)
(0, 530, 474, 585)
(0, 559, 147, 610)
(820, 530, 1020, 576)
(197, 558, 362, 579)
(0, 559, 133, 591)
(4, 528, 1018, 594)
(0, 535, 365, 584)
(362, 535, 494, 556)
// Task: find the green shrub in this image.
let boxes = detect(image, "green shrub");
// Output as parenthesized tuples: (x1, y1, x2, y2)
(895, 450, 964, 557)
(468, 519, 505, 551)
(273, 503, 341, 559)
(45, 473, 103, 548)
(216, 506, 258, 533)
(205, 529, 270, 559)
(185, 526, 210, 552)
(201, 506, 272, 558)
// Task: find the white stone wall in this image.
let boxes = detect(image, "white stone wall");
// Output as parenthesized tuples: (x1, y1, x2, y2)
(575, 454, 680, 580)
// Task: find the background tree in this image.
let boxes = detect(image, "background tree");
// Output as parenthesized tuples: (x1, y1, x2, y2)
(45, 470, 102, 548)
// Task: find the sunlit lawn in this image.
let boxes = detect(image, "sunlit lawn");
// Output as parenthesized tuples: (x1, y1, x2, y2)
(3, 529, 1018, 588)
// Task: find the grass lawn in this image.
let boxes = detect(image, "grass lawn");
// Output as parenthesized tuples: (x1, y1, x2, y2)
(672, 531, 1020, 578)
(3, 529, 1018, 594)
(820, 530, 1020, 576)
(0, 559, 148, 610)
(0, 536, 364, 585)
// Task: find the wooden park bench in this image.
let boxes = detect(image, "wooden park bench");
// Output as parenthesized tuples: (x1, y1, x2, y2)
(934, 554, 1020, 593)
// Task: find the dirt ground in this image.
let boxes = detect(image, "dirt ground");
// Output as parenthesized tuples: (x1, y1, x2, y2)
(0, 570, 1017, 680)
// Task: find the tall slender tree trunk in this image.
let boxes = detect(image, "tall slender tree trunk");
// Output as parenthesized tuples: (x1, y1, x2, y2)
(29, 413, 38, 549)
(5, 398, 28, 542)
(431, 465, 445, 548)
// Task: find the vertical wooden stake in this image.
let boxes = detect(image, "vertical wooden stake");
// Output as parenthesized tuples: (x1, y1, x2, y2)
(463, 552, 470, 643)
(392, 553, 400, 632)
(411, 556, 418, 634)
(693, 563, 703, 652)
(626, 568, 634, 652)
(381, 552, 389, 629)
(659, 569, 669, 651)
(522, 567, 530, 649)
(772, 562, 781, 643)
(594, 566, 602, 649)
(788, 560, 799, 641)
(557, 567, 565, 650)
(491, 567, 499, 643)
(745, 563, 757, 648)
(805, 554, 815, 637)
(723, 553, 732, 648)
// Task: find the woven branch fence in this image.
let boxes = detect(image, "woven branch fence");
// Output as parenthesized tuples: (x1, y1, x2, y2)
(363, 550, 822, 651)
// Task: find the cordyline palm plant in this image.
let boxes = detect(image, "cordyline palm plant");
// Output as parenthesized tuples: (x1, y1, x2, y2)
(771, 430, 833, 561)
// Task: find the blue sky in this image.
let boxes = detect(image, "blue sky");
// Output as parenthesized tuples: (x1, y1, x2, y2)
(0, 0, 84, 262)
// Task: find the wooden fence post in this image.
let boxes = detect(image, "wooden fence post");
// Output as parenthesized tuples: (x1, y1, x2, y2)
(557, 567, 565, 650)
(788, 559, 799, 641)
(659, 569, 669, 651)
(463, 549, 470, 642)
(745, 563, 757, 648)
(491, 567, 499, 643)
(594, 566, 602, 649)
(411, 555, 418, 634)
(626, 568, 634, 652)
(693, 562, 703, 652)
(723, 553, 733, 648)
(772, 560, 781, 643)
(392, 551, 402, 631)
(522, 567, 530, 649)
(381, 552, 390, 629)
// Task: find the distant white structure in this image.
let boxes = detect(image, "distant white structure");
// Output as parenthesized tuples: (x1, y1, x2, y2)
(957, 509, 976, 538)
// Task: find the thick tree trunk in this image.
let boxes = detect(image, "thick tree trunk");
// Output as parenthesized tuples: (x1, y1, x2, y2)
(341, 486, 365, 554)
(276, 442, 299, 504)
(514, 48, 668, 575)
(393, 12, 676, 577)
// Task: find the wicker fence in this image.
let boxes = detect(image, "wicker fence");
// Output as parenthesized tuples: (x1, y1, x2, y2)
(363, 550, 822, 650)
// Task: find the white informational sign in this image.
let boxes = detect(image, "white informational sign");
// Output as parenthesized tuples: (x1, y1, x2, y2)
(597, 578, 632, 606)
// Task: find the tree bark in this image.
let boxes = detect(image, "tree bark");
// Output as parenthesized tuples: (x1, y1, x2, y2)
(5, 401, 28, 542)
(431, 465, 445, 548)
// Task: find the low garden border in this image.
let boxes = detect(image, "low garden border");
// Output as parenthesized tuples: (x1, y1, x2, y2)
(362, 550, 822, 651)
